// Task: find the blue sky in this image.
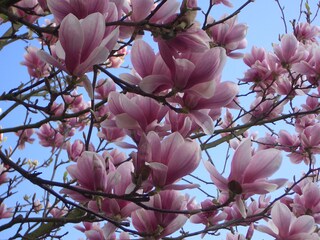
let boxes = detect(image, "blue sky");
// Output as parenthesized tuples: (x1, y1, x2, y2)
(0, 0, 317, 239)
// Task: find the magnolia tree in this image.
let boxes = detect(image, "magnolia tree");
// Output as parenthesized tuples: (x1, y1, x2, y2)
(1, 0, 320, 239)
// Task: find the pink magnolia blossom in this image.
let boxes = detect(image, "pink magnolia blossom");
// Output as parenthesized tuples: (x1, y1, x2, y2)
(132, 190, 188, 239)
(292, 182, 320, 223)
(0, 164, 8, 185)
(155, 44, 226, 96)
(300, 123, 320, 154)
(15, 129, 35, 149)
(66, 140, 85, 161)
(63, 91, 89, 113)
(75, 222, 105, 240)
(21, 46, 51, 78)
(179, 81, 238, 134)
(205, 138, 286, 198)
(134, 131, 201, 189)
(212, 0, 233, 7)
(156, 23, 211, 53)
(38, 13, 119, 77)
(273, 34, 307, 67)
(294, 22, 320, 43)
(190, 199, 227, 226)
(0, 203, 12, 219)
(88, 162, 138, 220)
(97, 119, 126, 143)
(130, 0, 154, 22)
(47, 0, 115, 23)
(106, 46, 128, 68)
(66, 151, 108, 197)
(37, 123, 65, 149)
(165, 110, 194, 137)
(108, 92, 169, 141)
(293, 46, 320, 85)
(11, 0, 43, 23)
(243, 46, 267, 67)
(242, 95, 285, 123)
(256, 201, 317, 240)
(48, 205, 67, 218)
(207, 15, 247, 58)
(94, 79, 116, 100)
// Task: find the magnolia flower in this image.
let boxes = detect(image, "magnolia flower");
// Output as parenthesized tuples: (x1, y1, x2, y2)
(15, 129, 35, 149)
(0, 203, 12, 219)
(21, 46, 50, 78)
(135, 131, 201, 189)
(205, 138, 286, 198)
(47, 0, 114, 23)
(38, 13, 119, 77)
(256, 202, 317, 240)
(207, 15, 247, 58)
(132, 190, 188, 239)
(108, 92, 169, 141)
(273, 34, 307, 66)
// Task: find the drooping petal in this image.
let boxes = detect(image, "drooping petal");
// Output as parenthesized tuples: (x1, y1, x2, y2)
(204, 161, 228, 192)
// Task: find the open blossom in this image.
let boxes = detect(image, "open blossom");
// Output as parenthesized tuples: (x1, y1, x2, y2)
(190, 199, 227, 226)
(292, 182, 320, 223)
(207, 15, 247, 58)
(134, 131, 201, 189)
(0, 164, 8, 185)
(294, 22, 320, 42)
(66, 151, 107, 192)
(15, 129, 35, 149)
(0, 203, 12, 219)
(21, 46, 51, 78)
(38, 13, 119, 77)
(108, 92, 169, 141)
(37, 123, 65, 149)
(132, 190, 188, 239)
(10, 0, 43, 23)
(47, 0, 116, 23)
(256, 202, 317, 240)
(205, 138, 286, 198)
(273, 34, 307, 66)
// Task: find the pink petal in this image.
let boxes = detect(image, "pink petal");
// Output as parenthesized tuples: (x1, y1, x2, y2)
(290, 215, 315, 235)
(161, 215, 188, 237)
(229, 138, 252, 183)
(131, 39, 156, 78)
(191, 110, 214, 134)
(74, 46, 109, 76)
(37, 50, 66, 72)
(139, 75, 172, 93)
(204, 161, 228, 192)
(255, 225, 278, 238)
(173, 58, 195, 90)
(243, 148, 282, 182)
(80, 13, 105, 61)
(194, 81, 238, 109)
(271, 202, 292, 235)
(47, 0, 72, 23)
(131, 0, 154, 21)
(59, 14, 83, 74)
